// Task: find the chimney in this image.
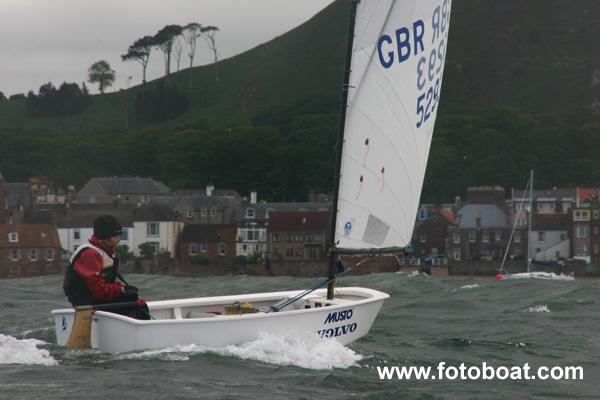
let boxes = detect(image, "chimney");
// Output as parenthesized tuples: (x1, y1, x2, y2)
(206, 183, 214, 197)
(250, 191, 257, 204)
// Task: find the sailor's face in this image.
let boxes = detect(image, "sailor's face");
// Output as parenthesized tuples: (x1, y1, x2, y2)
(105, 235, 121, 249)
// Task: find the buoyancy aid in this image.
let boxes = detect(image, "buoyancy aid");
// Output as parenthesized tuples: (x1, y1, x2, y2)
(63, 242, 120, 306)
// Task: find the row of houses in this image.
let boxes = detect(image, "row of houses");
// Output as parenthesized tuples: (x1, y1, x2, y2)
(415, 186, 600, 266)
(0, 174, 331, 277)
(3, 173, 600, 278)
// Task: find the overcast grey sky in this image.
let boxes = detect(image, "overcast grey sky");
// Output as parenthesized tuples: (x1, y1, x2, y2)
(0, 0, 335, 96)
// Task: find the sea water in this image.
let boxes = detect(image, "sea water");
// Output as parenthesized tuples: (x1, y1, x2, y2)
(1, 273, 598, 399)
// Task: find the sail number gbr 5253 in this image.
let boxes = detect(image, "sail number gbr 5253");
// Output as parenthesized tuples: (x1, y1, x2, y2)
(376, 0, 451, 129)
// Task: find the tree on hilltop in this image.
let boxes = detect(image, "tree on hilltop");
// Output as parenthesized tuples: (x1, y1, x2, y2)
(183, 22, 203, 87)
(122, 36, 155, 84)
(88, 60, 115, 94)
(153, 24, 183, 76)
(201, 26, 220, 82)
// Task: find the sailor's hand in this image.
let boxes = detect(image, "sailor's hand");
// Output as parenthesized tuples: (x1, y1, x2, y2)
(121, 285, 139, 295)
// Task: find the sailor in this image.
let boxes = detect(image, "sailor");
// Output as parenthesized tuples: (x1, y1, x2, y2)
(63, 215, 150, 319)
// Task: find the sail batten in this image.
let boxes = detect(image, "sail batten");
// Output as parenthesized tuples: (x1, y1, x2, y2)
(334, 0, 452, 251)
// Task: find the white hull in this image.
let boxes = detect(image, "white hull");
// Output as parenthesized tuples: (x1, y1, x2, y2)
(52, 287, 389, 353)
(497, 272, 574, 281)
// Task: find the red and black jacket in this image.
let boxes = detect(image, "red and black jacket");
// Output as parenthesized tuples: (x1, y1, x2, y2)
(63, 235, 124, 306)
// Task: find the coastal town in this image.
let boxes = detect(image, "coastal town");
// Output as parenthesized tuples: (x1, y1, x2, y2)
(1, 172, 599, 279)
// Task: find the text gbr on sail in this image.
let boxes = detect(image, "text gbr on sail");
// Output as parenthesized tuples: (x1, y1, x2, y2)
(377, 0, 450, 68)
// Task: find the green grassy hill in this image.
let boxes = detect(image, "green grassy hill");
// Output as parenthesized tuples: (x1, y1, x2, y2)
(1, 0, 600, 202)
(0, 0, 348, 134)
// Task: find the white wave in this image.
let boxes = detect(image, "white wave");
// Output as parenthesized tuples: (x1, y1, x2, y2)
(0, 334, 58, 366)
(120, 332, 362, 370)
(523, 305, 550, 313)
(460, 284, 480, 290)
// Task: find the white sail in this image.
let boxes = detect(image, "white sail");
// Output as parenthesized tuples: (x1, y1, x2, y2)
(335, 0, 452, 250)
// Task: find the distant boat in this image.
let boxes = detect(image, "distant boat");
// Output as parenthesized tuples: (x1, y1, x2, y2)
(497, 170, 573, 281)
(52, 0, 453, 352)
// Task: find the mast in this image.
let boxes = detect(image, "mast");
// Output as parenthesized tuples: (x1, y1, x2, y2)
(327, 0, 360, 300)
(527, 169, 534, 272)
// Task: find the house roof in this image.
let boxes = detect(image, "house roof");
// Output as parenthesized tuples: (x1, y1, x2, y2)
(457, 204, 509, 229)
(513, 188, 577, 201)
(4, 183, 30, 209)
(174, 189, 242, 201)
(532, 214, 569, 231)
(151, 194, 241, 211)
(440, 210, 455, 223)
(236, 202, 332, 222)
(268, 211, 330, 232)
(53, 204, 138, 228)
(89, 177, 170, 195)
(134, 203, 179, 222)
(179, 224, 237, 242)
(0, 224, 60, 248)
(578, 188, 600, 205)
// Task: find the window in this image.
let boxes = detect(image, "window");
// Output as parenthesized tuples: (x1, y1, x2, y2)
(147, 222, 160, 236)
(121, 229, 129, 241)
(30, 249, 39, 261)
(294, 248, 303, 257)
(10, 249, 19, 261)
(210, 207, 217, 217)
(453, 232, 460, 244)
(273, 234, 279, 242)
(286, 248, 294, 257)
(560, 233, 567, 241)
(538, 232, 546, 242)
(574, 210, 590, 221)
(514, 231, 521, 243)
(314, 233, 322, 242)
(242, 244, 247, 252)
(576, 245, 588, 256)
(188, 243, 198, 256)
(187, 210, 193, 218)
(218, 243, 226, 256)
(201, 207, 207, 217)
(513, 246, 522, 257)
(495, 230, 502, 242)
(576, 226, 588, 238)
(200, 242, 207, 253)
(73, 229, 81, 240)
(246, 228, 261, 242)
(419, 233, 427, 243)
(89, 195, 96, 204)
(245, 208, 255, 218)
(594, 226, 600, 235)
(482, 230, 489, 243)
(46, 249, 54, 261)
(8, 232, 18, 243)
(453, 248, 461, 261)
(308, 248, 320, 260)
(594, 244, 599, 255)
(468, 230, 476, 242)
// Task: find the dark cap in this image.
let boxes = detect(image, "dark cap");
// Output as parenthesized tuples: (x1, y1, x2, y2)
(93, 215, 123, 240)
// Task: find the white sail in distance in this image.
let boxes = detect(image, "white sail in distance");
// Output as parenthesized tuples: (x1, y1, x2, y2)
(335, 0, 452, 250)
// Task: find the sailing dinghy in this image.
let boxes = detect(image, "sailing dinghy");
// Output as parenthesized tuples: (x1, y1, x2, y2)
(496, 170, 574, 281)
(52, 0, 453, 353)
